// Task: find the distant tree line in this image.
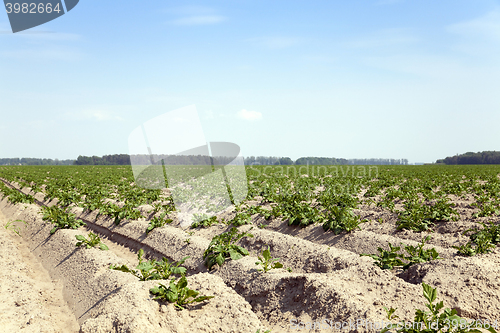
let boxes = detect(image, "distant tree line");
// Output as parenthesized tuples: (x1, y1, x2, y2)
(0, 158, 74, 166)
(0, 154, 410, 166)
(245, 156, 301, 165)
(347, 158, 408, 165)
(248, 156, 408, 165)
(294, 157, 348, 165)
(74, 154, 131, 165)
(130, 154, 242, 166)
(436, 151, 500, 165)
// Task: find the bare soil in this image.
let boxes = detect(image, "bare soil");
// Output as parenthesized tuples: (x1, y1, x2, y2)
(0, 181, 499, 333)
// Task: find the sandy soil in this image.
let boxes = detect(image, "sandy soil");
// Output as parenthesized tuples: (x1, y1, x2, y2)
(0, 177, 499, 332)
(0, 208, 80, 333)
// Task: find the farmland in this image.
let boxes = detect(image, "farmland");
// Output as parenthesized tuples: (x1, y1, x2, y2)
(0, 164, 500, 332)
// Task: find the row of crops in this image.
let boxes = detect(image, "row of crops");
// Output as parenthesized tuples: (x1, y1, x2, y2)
(1, 164, 500, 332)
(0, 164, 500, 255)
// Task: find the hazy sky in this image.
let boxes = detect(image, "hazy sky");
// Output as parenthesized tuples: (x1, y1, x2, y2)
(1, 0, 500, 163)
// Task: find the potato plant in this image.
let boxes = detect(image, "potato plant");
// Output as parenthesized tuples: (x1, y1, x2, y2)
(381, 283, 498, 333)
(322, 205, 366, 234)
(361, 242, 405, 270)
(361, 236, 441, 270)
(0, 182, 35, 204)
(146, 211, 172, 233)
(190, 214, 218, 228)
(150, 276, 214, 310)
(255, 246, 283, 272)
(75, 232, 108, 250)
(453, 222, 499, 256)
(203, 227, 253, 270)
(110, 249, 189, 281)
(41, 205, 86, 234)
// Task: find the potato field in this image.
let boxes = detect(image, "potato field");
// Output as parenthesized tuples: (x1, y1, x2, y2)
(0, 164, 499, 333)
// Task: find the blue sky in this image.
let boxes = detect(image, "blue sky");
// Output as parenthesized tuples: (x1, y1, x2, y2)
(1, 0, 500, 163)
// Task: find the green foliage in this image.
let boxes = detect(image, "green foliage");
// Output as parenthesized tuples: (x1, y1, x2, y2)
(383, 306, 399, 320)
(361, 236, 441, 270)
(381, 283, 498, 333)
(255, 246, 283, 272)
(397, 199, 459, 232)
(147, 211, 172, 233)
(361, 243, 405, 270)
(5, 165, 500, 249)
(471, 194, 499, 217)
(203, 227, 253, 270)
(190, 214, 218, 228)
(0, 183, 35, 204)
(318, 190, 359, 209)
(400, 235, 442, 270)
(101, 202, 143, 225)
(149, 276, 214, 310)
(75, 232, 108, 250)
(377, 197, 396, 212)
(250, 205, 278, 221)
(41, 205, 86, 234)
(281, 201, 323, 227)
(453, 222, 499, 256)
(322, 205, 366, 234)
(110, 249, 189, 281)
(4, 219, 27, 236)
(364, 186, 381, 197)
(229, 211, 252, 227)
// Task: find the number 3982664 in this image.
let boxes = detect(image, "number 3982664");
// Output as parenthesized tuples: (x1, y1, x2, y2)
(5, 3, 62, 14)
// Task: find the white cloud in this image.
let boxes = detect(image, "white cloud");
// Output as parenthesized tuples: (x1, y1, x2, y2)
(447, 9, 500, 42)
(237, 109, 262, 121)
(67, 109, 124, 122)
(171, 15, 226, 26)
(89, 110, 124, 122)
(165, 5, 215, 15)
(165, 5, 226, 26)
(248, 36, 300, 49)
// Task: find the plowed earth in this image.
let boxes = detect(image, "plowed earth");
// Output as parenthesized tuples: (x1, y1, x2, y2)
(0, 174, 499, 333)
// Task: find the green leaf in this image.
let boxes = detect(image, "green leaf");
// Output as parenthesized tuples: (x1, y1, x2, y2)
(262, 249, 271, 261)
(171, 267, 186, 275)
(185, 289, 198, 299)
(229, 250, 243, 261)
(422, 283, 436, 303)
(215, 253, 225, 267)
(136, 262, 154, 272)
(178, 277, 188, 289)
(234, 245, 249, 255)
(110, 264, 134, 274)
(193, 296, 215, 302)
(273, 262, 283, 269)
